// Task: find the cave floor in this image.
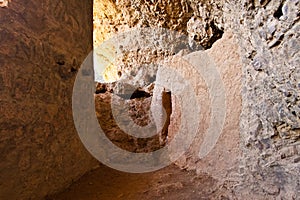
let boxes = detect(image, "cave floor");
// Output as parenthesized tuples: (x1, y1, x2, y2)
(48, 164, 230, 200)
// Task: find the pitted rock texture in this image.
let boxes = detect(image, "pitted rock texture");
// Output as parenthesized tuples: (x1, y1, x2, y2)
(94, 0, 225, 45)
(187, 0, 225, 49)
(0, 0, 299, 199)
(93, 0, 234, 93)
(94, 0, 230, 90)
(227, 0, 300, 198)
(93, 0, 192, 44)
(0, 1, 97, 199)
(94, 0, 299, 198)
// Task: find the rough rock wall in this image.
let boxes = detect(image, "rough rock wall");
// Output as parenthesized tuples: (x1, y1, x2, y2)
(93, 0, 193, 44)
(93, 0, 300, 198)
(94, 0, 225, 45)
(227, 0, 300, 198)
(93, 0, 240, 165)
(161, 32, 242, 193)
(95, 91, 166, 153)
(0, 0, 97, 199)
(93, 0, 226, 81)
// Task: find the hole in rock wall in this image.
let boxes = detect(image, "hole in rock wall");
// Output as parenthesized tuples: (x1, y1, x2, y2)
(274, 2, 284, 19)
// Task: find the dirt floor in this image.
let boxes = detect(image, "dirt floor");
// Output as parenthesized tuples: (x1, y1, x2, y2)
(46, 93, 234, 200)
(48, 163, 232, 200)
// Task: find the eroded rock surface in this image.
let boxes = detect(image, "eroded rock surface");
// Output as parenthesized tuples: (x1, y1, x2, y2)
(226, 0, 300, 198)
(1, 0, 299, 199)
(0, 1, 97, 199)
(94, 0, 299, 198)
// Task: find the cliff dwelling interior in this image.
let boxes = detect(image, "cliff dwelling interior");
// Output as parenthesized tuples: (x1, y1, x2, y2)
(0, 0, 299, 199)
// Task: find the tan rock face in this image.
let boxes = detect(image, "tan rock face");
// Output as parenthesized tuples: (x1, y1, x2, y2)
(93, 0, 300, 196)
(93, 0, 226, 81)
(95, 30, 242, 184)
(0, 1, 97, 199)
(95, 92, 164, 153)
(200, 32, 242, 179)
(1, 0, 298, 199)
(164, 32, 242, 181)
